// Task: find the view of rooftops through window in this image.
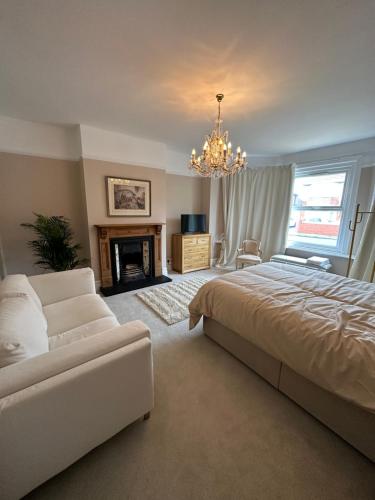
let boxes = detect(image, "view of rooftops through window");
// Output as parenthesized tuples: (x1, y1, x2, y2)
(287, 172, 346, 248)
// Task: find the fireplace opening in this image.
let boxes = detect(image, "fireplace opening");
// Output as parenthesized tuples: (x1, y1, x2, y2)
(110, 236, 154, 286)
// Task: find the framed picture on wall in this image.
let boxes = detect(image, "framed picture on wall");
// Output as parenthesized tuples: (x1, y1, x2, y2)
(106, 176, 151, 217)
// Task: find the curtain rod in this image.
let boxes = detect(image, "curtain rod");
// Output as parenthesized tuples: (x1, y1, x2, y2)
(295, 151, 375, 167)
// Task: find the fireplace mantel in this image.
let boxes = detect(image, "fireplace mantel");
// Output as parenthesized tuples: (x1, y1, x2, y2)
(95, 223, 165, 288)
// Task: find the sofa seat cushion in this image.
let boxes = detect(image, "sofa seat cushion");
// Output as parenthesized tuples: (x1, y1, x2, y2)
(0, 295, 49, 368)
(43, 294, 115, 337)
(0, 274, 43, 312)
(48, 316, 119, 350)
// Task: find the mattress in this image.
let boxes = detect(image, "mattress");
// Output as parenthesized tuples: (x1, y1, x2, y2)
(189, 263, 375, 412)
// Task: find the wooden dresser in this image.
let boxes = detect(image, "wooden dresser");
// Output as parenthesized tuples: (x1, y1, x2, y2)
(172, 233, 211, 273)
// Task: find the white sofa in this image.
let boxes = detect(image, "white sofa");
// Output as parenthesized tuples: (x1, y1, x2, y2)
(0, 268, 154, 500)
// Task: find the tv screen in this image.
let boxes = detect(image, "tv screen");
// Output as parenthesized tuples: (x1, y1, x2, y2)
(181, 214, 206, 234)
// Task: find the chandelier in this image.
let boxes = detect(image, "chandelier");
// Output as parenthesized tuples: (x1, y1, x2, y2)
(189, 94, 247, 178)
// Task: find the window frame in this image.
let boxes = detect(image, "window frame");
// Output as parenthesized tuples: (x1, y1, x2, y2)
(287, 160, 360, 256)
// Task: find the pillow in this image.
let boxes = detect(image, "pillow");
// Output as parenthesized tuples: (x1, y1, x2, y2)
(0, 294, 49, 368)
(0, 274, 43, 312)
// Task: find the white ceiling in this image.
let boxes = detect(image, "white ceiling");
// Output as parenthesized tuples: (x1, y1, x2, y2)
(1, 0, 375, 155)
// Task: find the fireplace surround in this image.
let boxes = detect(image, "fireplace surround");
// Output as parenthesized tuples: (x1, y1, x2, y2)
(95, 223, 171, 296)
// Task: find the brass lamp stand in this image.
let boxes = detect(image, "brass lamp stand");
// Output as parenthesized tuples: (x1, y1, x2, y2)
(346, 203, 375, 281)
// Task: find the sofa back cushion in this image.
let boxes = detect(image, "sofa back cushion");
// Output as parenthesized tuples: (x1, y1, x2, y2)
(0, 295, 49, 368)
(0, 274, 43, 312)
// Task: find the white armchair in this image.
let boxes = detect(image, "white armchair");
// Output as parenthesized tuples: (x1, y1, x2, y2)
(236, 239, 263, 270)
(0, 268, 154, 499)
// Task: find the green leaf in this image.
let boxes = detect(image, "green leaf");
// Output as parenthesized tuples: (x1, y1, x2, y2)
(21, 213, 87, 272)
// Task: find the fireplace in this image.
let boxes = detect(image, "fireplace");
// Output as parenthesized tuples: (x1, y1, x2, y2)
(110, 236, 154, 285)
(96, 223, 171, 296)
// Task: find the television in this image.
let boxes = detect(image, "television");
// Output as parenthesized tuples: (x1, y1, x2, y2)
(181, 214, 206, 234)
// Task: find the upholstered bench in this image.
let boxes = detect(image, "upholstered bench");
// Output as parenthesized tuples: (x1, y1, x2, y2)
(270, 254, 332, 271)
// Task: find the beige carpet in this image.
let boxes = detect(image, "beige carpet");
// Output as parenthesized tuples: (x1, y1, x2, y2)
(26, 269, 375, 500)
(137, 277, 208, 324)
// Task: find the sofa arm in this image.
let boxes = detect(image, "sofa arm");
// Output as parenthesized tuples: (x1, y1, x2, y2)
(0, 320, 150, 399)
(28, 267, 96, 306)
(0, 323, 153, 499)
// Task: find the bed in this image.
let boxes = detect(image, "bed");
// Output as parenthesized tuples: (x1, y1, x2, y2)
(189, 262, 375, 461)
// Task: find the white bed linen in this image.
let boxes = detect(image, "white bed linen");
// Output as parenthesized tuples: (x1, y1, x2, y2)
(189, 263, 375, 412)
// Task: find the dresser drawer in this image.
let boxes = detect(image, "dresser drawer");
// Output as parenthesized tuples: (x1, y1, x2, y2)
(183, 237, 198, 247)
(184, 261, 209, 271)
(184, 244, 209, 254)
(197, 236, 210, 245)
(184, 251, 208, 263)
(183, 235, 210, 247)
(184, 262, 208, 272)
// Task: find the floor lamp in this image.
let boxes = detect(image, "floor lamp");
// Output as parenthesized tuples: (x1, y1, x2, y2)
(346, 203, 375, 281)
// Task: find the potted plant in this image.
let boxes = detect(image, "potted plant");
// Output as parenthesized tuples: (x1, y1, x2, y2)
(22, 213, 87, 272)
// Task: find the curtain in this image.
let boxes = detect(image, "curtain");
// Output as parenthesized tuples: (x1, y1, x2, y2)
(349, 201, 375, 282)
(221, 165, 293, 266)
(0, 233, 6, 279)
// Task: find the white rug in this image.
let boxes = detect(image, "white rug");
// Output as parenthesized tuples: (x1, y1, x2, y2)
(137, 277, 208, 325)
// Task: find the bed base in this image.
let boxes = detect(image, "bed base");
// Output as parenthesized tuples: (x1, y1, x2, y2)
(203, 316, 375, 462)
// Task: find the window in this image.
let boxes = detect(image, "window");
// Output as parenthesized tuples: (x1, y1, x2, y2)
(287, 161, 360, 254)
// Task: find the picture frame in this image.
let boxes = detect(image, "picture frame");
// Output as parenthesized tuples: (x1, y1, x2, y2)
(106, 176, 151, 217)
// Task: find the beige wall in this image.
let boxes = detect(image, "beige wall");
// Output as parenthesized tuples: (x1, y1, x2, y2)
(166, 174, 209, 260)
(81, 158, 167, 280)
(0, 152, 88, 275)
(2, 152, 372, 279)
(0, 154, 207, 279)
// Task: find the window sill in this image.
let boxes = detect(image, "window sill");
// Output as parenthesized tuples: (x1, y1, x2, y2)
(286, 245, 350, 259)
